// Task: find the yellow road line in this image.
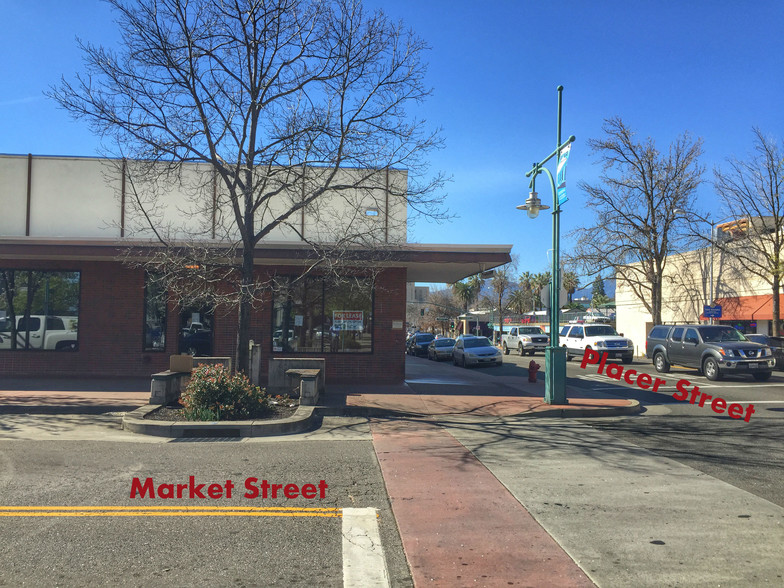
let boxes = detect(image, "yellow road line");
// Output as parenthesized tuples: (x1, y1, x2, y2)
(0, 511, 341, 518)
(0, 505, 343, 517)
(0, 505, 341, 512)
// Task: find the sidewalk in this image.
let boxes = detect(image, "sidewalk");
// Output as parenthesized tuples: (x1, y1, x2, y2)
(0, 377, 150, 414)
(320, 356, 639, 419)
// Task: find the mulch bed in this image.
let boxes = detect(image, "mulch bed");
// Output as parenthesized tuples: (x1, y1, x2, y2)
(145, 399, 300, 422)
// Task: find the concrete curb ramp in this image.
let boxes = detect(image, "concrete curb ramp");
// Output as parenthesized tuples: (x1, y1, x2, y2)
(122, 405, 317, 438)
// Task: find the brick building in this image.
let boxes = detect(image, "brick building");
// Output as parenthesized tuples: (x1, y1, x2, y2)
(0, 154, 511, 385)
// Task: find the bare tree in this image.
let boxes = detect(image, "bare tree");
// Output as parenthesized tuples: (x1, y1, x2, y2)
(713, 128, 784, 335)
(568, 117, 703, 325)
(49, 0, 445, 373)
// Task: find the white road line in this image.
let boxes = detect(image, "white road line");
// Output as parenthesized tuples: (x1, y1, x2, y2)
(724, 400, 784, 404)
(342, 507, 389, 588)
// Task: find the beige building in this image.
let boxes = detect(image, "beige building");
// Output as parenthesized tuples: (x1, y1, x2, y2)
(617, 220, 782, 355)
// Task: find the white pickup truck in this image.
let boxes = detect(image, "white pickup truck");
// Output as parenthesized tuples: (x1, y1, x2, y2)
(501, 326, 550, 356)
(0, 315, 78, 351)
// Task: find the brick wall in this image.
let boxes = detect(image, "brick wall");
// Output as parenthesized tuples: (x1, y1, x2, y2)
(0, 260, 408, 384)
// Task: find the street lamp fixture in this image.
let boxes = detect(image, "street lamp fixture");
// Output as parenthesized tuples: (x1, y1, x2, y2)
(518, 85, 575, 405)
(516, 191, 550, 219)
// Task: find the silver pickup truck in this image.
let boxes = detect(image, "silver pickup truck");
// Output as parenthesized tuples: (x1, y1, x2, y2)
(501, 326, 549, 356)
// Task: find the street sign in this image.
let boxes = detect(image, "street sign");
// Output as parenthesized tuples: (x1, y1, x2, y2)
(436, 316, 450, 321)
(540, 284, 568, 309)
(703, 305, 722, 318)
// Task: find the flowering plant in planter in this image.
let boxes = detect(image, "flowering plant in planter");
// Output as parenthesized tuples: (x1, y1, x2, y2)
(181, 364, 270, 421)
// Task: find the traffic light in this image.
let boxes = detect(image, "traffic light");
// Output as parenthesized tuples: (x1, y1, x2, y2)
(450, 322, 455, 329)
(420, 308, 425, 316)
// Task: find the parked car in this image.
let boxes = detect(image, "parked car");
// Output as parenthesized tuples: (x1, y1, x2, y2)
(501, 326, 549, 356)
(407, 332, 435, 356)
(428, 337, 456, 361)
(646, 324, 775, 381)
(745, 334, 784, 370)
(452, 336, 502, 368)
(560, 324, 634, 364)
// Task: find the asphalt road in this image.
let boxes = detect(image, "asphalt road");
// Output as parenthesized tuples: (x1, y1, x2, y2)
(426, 348, 784, 508)
(0, 434, 411, 587)
(492, 349, 784, 508)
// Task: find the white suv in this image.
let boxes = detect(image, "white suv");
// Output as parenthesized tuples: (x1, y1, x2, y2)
(560, 324, 634, 364)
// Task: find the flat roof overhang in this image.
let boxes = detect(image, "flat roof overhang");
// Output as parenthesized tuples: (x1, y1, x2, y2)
(0, 238, 512, 284)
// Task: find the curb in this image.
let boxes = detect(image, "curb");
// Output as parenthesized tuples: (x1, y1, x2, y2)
(122, 404, 317, 438)
(122, 399, 641, 438)
(327, 399, 642, 420)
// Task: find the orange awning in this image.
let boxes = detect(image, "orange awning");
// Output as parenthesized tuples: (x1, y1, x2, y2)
(702, 294, 784, 321)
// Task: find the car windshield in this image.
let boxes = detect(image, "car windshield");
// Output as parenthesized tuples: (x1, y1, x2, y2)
(745, 334, 768, 344)
(464, 337, 492, 349)
(416, 334, 434, 342)
(519, 327, 543, 334)
(585, 326, 618, 337)
(698, 326, 747, 342)
(435, 338, 455, 347)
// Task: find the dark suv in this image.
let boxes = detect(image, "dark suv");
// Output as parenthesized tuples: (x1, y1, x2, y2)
(407, 333, 435, 357)
(646, 324, 775, 381)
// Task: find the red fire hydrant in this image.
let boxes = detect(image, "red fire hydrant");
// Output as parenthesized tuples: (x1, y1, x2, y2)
(528, 359, 541, 383)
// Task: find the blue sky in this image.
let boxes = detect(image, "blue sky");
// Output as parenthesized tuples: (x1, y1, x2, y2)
(2, 1, 783, 291)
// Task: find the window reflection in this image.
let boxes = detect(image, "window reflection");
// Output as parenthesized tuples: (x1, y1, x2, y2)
(272, 277, 373, 353)
(144, 274, 167, 351)
(0, 269, 80, 351)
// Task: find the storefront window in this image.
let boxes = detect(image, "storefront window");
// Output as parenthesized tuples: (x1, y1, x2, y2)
(143, 274, 167, 351)
(272, 277, 373, 353)
(0, 269, 80, 351)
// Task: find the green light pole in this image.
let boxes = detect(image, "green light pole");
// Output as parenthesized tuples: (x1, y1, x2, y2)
(517, 85, 575, 404)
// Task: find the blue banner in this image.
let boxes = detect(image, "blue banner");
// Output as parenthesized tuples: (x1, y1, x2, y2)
(556, 143, 571, 206)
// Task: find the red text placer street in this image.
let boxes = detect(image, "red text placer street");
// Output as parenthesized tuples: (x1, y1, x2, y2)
(130, 476, 328, 499)
(580, 349, 755, 422)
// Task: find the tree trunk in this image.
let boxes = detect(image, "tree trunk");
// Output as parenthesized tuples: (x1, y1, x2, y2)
(773, 274, 781, 337)
(235, 245, 254, 374)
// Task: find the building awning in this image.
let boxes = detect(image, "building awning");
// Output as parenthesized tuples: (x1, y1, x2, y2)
(0, 238, 512, 285)
(703, 294, 784, 321)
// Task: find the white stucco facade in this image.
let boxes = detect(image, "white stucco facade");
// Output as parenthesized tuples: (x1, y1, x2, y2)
(0, 154, 408, 245)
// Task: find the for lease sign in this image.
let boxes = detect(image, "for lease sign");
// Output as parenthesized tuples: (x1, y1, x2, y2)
(333, 311, 363, 330)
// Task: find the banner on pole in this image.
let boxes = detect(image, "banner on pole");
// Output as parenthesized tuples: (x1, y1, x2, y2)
(556, 143, 571, 206)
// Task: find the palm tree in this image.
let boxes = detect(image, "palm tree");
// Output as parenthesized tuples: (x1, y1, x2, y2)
(563, 271, 580, 304)
(532, 272, 549, 312)
(452, 277, 482, 334)
(508, 289, 528, 314)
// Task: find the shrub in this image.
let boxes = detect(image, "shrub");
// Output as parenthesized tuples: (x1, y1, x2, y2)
(181, 364, 270, 421)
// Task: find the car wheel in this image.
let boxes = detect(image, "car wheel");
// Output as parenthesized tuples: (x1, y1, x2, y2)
(653, 352, 670, 373)
(753, 371, 772, 381)
(564, 346, 572, 362)
(529, 350, 536, 356)
(503, 343, 509, 355)
(703, 357, 722, 381)
(518, 344, 524, 356)
(622, 356, 633, 365)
